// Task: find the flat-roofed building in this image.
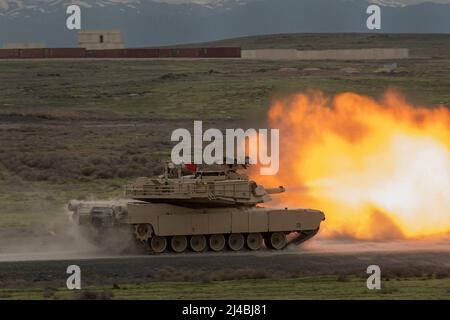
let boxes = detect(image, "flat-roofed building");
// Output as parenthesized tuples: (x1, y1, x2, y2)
(79, 29, 124, 50)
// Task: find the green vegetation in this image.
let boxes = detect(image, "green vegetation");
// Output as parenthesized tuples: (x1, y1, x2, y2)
(0, 52, 449, 222)
(0, 34, 449, 300)
(1, 58, 450, 117)
(1, 276, 449, 300)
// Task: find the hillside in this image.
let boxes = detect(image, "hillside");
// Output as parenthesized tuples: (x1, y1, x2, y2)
(176, 33, 450, 57)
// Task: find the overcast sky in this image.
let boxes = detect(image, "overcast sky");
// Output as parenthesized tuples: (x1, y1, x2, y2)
(370, 0, 450, 4)
(158, 0, 450, 3)
(1, 0, 450, 7)
(155, 0, 450, 3)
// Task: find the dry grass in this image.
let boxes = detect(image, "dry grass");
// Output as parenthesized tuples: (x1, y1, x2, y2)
(77, 289, 114, 300)
(142, 265, 450, 283)
(145, 267, 272, 283)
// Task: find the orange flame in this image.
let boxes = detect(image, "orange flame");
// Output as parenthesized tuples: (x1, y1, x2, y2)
(254, 90, 450, 240)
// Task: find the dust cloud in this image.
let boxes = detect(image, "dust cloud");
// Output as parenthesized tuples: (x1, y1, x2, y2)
(0, 203, 137, 262)
(0, 209, 97, 262)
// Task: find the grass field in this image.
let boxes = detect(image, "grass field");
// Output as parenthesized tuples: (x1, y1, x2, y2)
(1, 276, 449, 300)
(0, 33, 449, 300)
(0, 34, 449, 247)
(1, 55, 449, 218)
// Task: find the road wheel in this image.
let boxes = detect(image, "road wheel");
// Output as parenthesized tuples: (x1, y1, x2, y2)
(150, 236, 167, 253)
(170, 235, 188, 253)
(246, 233, 263, 251)
(209, 234, 226, 252)
(228, 233, 245, 251)
(268, 232, 287, 250)
(190, 235, 207, 252)
(134, 224, 152, 242)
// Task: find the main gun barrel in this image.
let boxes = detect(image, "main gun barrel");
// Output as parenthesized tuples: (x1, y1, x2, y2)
(265, 186, 285, 194)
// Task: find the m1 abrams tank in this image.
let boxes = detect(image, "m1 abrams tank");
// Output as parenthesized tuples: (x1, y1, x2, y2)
(68, 160, 325, 253)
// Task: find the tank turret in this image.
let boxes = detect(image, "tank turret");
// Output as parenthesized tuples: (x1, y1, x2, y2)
(124, 161, 285, 208)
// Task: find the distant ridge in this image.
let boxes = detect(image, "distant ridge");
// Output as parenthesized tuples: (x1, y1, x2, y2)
(174, 33, 450, 57)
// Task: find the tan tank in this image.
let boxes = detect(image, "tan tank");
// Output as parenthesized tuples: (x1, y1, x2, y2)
(68, 160, 325, 253)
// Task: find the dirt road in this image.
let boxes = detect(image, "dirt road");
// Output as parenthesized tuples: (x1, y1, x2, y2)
(1, 243, 449, 289)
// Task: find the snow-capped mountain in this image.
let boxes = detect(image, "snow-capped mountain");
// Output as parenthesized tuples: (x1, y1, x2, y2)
(1, 0, 449, 12)
(0, 0, 449, 15)
(0, 0, 449, 47)
(0, 0, 250, 15)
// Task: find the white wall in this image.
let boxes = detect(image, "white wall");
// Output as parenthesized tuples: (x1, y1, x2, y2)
(242, 48, 409, 60)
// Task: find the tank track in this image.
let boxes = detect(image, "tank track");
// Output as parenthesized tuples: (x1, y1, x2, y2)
(128, 228, 321, 254)
(288, 228, 320, 246)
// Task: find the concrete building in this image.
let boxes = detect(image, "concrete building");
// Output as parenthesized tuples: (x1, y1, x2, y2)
(241, 48, 409, 60)
(79, 30, 124, 50)
(3, 43, 45, 49)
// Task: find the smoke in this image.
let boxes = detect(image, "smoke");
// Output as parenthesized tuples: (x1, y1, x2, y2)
(0, 199, 140, 262)
(0, 207, 99, 262)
